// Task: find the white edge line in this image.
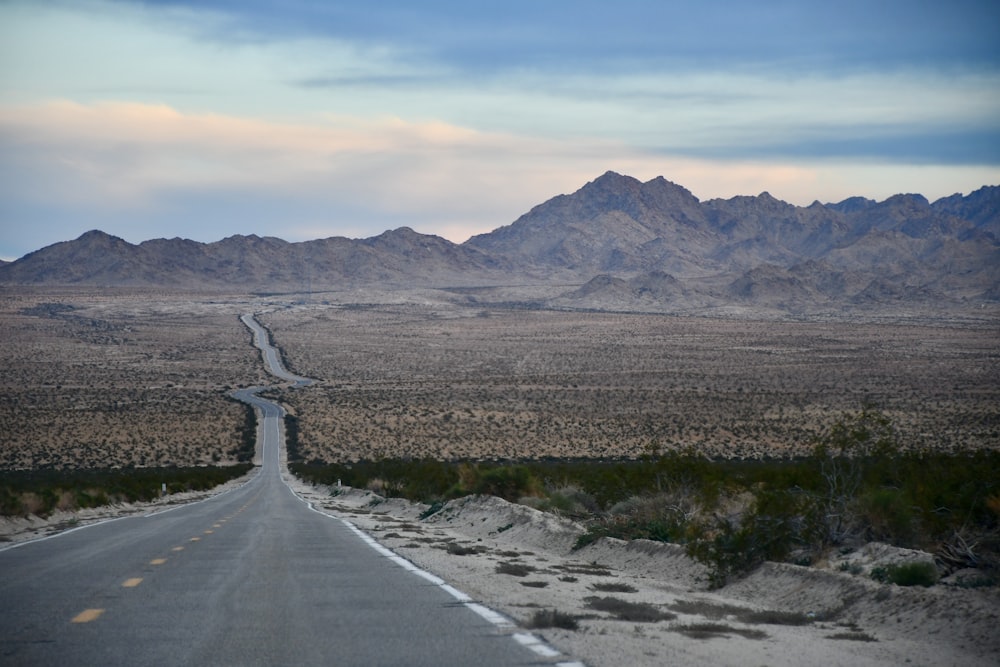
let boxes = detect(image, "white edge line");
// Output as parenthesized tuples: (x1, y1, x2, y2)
(513, 632, 564, 658)
(281, 478, 588, 663)
(439, 583, 471, 602)
(466, 602, 513, 628)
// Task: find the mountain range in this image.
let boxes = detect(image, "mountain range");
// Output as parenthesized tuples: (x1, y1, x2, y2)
(2, 171, 998, 315)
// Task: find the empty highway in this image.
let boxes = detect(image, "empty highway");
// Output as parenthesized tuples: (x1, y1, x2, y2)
(0, 314, 578, 666)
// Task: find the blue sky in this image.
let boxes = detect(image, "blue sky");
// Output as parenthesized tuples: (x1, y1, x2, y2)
(1, 0, 998, 260)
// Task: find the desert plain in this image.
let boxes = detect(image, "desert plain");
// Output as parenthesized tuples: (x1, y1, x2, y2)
(3, 286, 998, 468)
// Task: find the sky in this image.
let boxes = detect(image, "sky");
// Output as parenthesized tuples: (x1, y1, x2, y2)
(1, 1, 999, 260)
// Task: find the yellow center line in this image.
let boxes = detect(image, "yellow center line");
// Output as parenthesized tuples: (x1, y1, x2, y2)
(122, 578, 143, 588)
(171, 546, 184, 552)
(204, 530, 214, 534)
(150, 558, 167, 565)
(190, 537, 201, 542)
(72, 609, 105, 623)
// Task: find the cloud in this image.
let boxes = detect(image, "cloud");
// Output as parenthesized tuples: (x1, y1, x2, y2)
(109, 1, 1000, 74)
(0, 100, 813, 248)
(5, 98, 996, 262)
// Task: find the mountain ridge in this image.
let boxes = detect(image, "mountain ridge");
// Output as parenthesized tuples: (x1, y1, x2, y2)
(2, 172, 997, 316)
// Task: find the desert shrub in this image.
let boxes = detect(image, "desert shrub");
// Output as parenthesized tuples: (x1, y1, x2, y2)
(589, 582, 637, 593)
(859, 487, 918, 545)
(496, 562, 533, 577)
(74, 488, 109, 509)
(528, 609, 579, 630)
(685, 517, 758, 589)
(456, 464, 542, 501)
(839, 561, 864, 575)
(446, 542, 486, 556)
(526, 484, 599, 517)
(233, 400, 258, 462)
(827, 631, 877, 642)
(419, 500, 446, 519)
(686, 487, 809, 588)
(574, 514, 686, 551)
(871, 562, 938, 587)
(0, 465, 253, 517)
(810, 408, 900, 546)
(400, 460, 460, 501)
(740, 610, 813, 626)
(666, 599, 747, 619)
(584, 596, 675, 622)
(283, 413, 300, 462)
(290, 458, 458, 502)
(670, 623, 768, 640)
(573, 490, 701, 550)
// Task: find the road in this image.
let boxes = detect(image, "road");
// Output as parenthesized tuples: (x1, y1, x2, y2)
(0, 314, 578, 666)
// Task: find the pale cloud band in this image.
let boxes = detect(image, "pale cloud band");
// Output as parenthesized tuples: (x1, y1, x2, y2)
(3, 99, 997, 259)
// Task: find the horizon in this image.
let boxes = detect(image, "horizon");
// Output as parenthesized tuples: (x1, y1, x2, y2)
(4, 171, 995, 262)
(2, 1, 999, 261)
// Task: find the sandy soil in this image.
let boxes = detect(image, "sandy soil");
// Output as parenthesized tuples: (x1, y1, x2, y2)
(283, 478, 999, 667)
(3, 473, 997, 666)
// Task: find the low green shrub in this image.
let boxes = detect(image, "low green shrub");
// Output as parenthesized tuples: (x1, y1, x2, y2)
(685, 487, 807, 588)
(871, 562, 938, 587)
(457, 464, 542, 501)
(838, 562, 864, 575)
(0, 464, 254, 517)
(573, 515, 685, 551)
(859, 487, 918, 545)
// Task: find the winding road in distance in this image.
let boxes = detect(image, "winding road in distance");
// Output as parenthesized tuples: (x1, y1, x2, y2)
(0, 313, 580, 666)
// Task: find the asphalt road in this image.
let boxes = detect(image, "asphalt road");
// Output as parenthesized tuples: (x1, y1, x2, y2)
(0, 314, 576, 666)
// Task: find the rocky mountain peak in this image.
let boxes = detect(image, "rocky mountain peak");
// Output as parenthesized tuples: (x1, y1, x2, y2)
(1, 172, 996, 314)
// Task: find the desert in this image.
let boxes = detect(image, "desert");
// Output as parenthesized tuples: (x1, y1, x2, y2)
(4, 4, 999, 663)
(2, 284, 998, 666)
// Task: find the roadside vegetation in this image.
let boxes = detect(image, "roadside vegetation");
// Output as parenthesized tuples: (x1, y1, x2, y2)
(0, 464, 254, 518)
(292, 409, 1000, 589)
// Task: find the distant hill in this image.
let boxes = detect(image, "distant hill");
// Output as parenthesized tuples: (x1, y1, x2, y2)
(0, 228, 507, 290)
(2, 172, 997, 315)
